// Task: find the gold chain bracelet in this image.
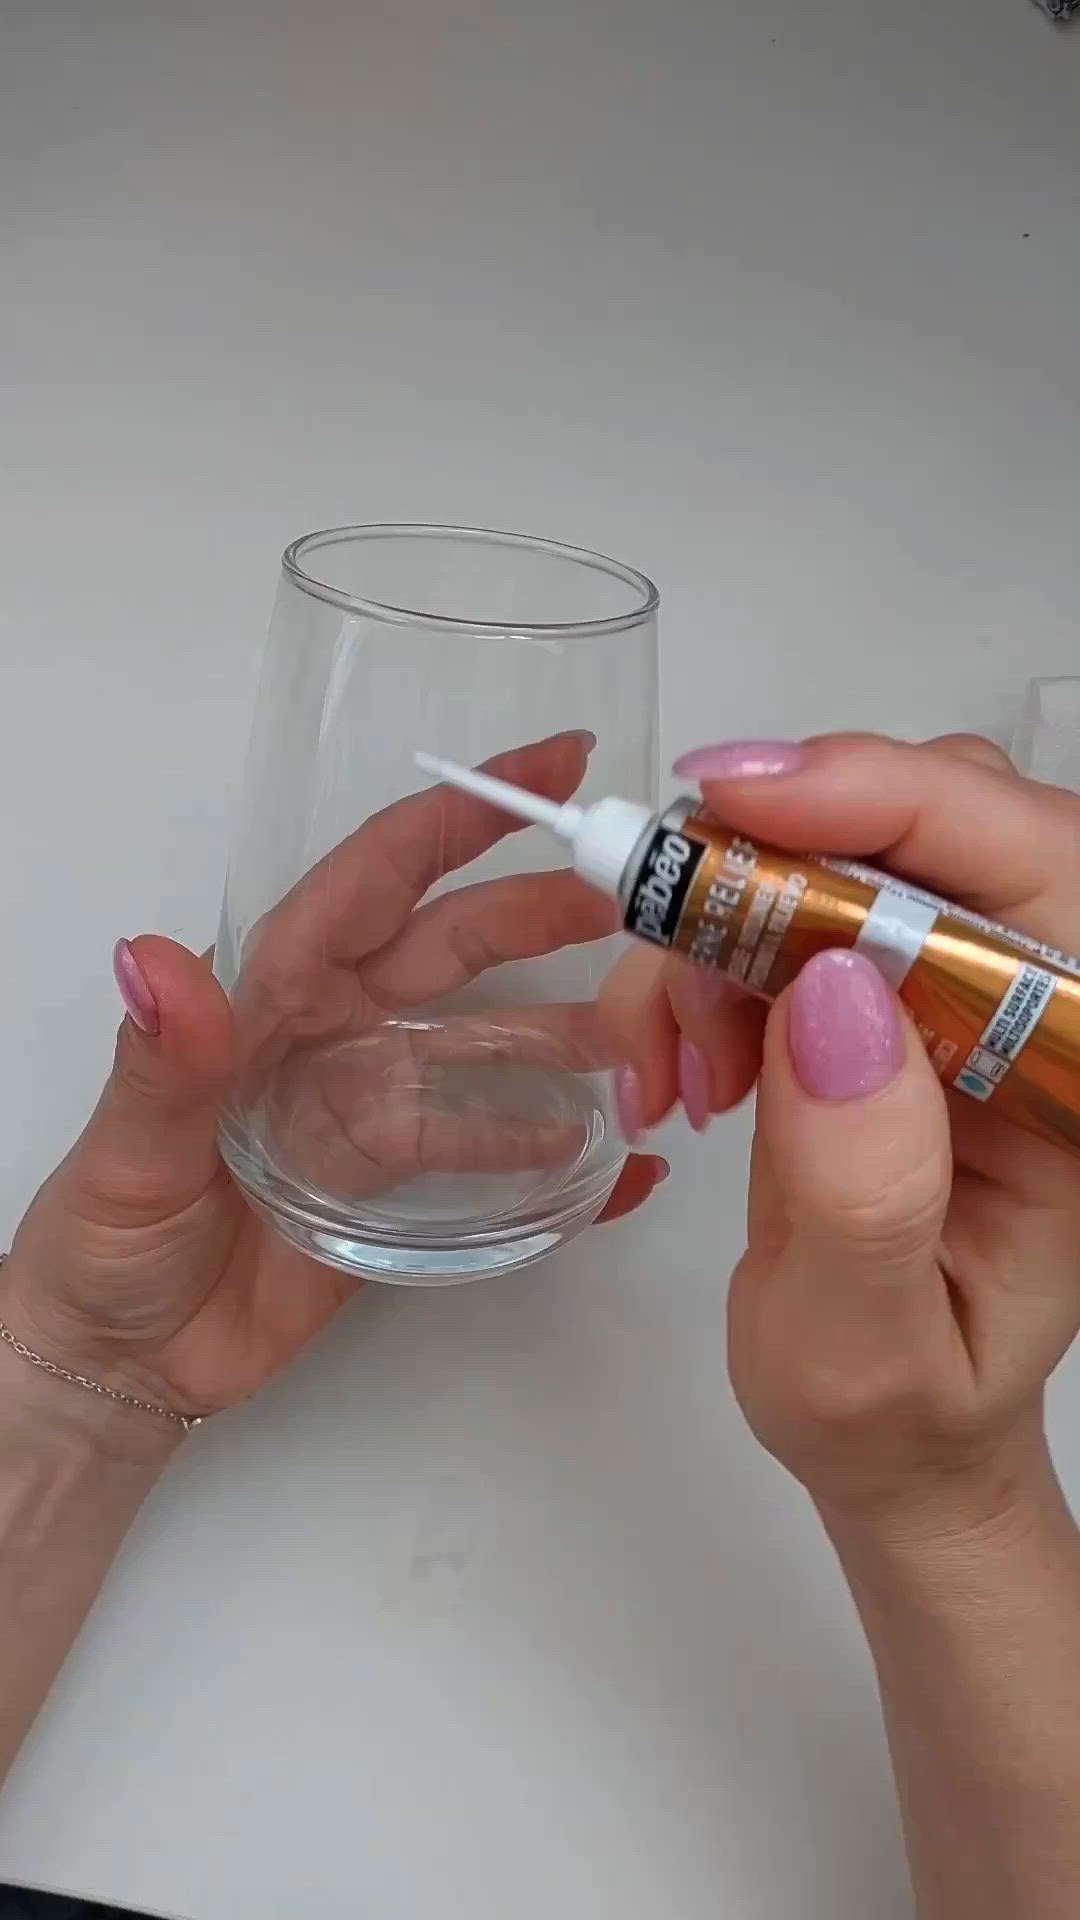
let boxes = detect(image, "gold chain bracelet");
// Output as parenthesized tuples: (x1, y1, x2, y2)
(0, 1255, 202, 1432)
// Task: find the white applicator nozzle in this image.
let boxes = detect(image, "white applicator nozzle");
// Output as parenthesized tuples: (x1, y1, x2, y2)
(412, 751, 585, 842)
(413, 749, 655, 904)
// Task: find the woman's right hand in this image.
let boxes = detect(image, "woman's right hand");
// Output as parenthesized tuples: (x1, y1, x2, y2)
(603, 733, 1080, 1537)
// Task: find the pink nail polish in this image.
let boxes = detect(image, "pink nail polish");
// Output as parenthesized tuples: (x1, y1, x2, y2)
(672, 740, 804, 781)
(113, 940, 160, 1036)
(614, 1063, 644, 1144)
(678, 1036, 712, 1134)
(788, 950, 903, 1102)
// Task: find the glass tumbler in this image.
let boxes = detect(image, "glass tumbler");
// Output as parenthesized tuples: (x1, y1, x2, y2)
(214, 525, 659, 1284)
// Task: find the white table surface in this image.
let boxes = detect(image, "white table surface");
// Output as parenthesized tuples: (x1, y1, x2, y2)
(2, 2, 1079, 1915)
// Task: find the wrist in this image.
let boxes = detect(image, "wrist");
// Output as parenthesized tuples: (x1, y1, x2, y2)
(1, 1245, 201, 1434)
(0, 1298, 181, 1785)
(0, 1319, 185, 1474)
(820, 1437, 1078, 1609)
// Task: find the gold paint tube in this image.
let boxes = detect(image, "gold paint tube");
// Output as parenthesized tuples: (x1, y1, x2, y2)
(415, 754, 1080, 1156)
(646, 801, 1080, 1153)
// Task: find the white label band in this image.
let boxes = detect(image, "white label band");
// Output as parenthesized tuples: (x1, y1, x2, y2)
(825, 856, 1080, 978)
(855, 886, 939, 991)
(979, 963, 1056, 1063)
(954, 963, 1057, 1105)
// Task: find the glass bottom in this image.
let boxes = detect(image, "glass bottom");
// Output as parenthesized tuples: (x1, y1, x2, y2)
(218, 1045, 625, 1286)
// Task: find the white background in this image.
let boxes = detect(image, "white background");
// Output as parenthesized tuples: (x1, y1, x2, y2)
(2, 2, 1079, 1915)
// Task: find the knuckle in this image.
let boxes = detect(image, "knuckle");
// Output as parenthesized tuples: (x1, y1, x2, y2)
(926, 732, 1015, 775)
(804, 1145, 949, 1265)
(446, 913, 498, 982)
(826, 1181, 944, 1265)
(802, 730, 887, 755)
(792, 1352, 936, 1432)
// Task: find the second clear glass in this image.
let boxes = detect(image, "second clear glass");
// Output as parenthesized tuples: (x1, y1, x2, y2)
(214, 525, 659, 1285)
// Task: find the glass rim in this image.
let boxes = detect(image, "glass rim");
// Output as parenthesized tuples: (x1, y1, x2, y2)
(281, 523, 660, 637)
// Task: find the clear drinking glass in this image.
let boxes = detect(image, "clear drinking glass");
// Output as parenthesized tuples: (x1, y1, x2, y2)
(214, 525, 659, 1284)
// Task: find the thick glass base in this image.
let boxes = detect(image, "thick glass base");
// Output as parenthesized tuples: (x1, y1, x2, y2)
(238, 1188, 618, 1285)
(218, 1076, 624, 1286)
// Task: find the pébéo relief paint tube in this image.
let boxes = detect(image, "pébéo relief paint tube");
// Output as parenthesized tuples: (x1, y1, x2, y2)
(415, 753, 1080, 1156)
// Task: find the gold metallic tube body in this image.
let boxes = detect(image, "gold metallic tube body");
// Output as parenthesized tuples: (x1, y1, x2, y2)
(619, 803, 1080, 1155)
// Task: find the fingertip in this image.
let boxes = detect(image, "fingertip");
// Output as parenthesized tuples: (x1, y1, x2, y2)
(677, 1035, 712, 1134)
(113, 938, 160, 1035)
(125, 932, 216, 989)
(614, 1062, 645, 1144)
(595, 1152, 671, 1225)
(533, 727, 595, 797)
(665, 963, 767, 1117)
(786, 949, 905, 1104)
(758, 966, 952, 1235)
(760, 957, 951, 1148)
(600, 945, 679, 1126)
(119, 935, 233, 1083)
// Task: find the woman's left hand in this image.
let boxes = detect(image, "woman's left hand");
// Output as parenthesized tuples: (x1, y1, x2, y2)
(2, 731, 664, 1421)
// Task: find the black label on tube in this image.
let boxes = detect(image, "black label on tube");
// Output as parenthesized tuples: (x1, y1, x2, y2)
(624, 822, 709, 948)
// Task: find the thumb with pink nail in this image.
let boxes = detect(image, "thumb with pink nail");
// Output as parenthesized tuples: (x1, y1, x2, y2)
(729, 946, 1054, 1528)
